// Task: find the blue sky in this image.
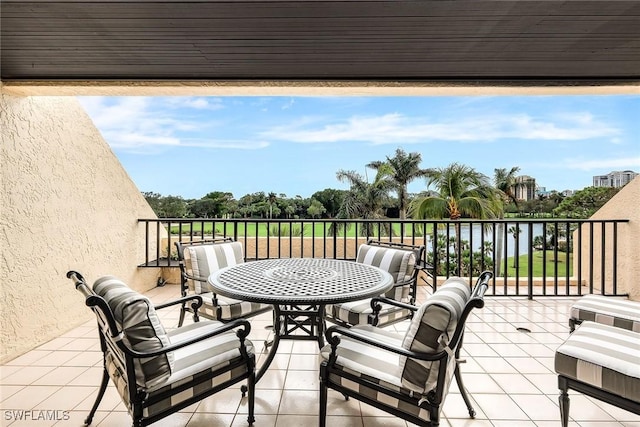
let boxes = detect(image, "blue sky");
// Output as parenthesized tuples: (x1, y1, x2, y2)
(77, 95, 640, 200)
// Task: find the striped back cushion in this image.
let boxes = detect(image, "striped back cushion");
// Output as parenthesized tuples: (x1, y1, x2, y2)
(356, 244, 416, 300)
(93, 276, 173, 390)
(183, 241, 244, 293)
(399, 277, 470, 394)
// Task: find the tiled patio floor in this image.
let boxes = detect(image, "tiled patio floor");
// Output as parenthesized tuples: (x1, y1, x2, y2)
(2, 284, 639, 427)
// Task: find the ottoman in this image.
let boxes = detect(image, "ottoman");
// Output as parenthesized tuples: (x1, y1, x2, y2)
(569, 294, 640, 332)
(555, 321, 640, 427)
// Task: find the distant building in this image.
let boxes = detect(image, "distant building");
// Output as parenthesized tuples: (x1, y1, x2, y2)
(515, 175, 536, 201)
(593, 170, 638, 188)
(561, 189, 574, 197)
(536, 186, 551, 198)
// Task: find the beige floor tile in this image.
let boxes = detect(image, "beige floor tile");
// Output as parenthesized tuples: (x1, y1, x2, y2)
(447, 420, 494, 427)
(1, 367, 56, 386)
(75, 386, 123, 412)
(490, 373, 541, 394)
(62, 351, 102, 367)
(284, 370, 318, 391)
(324, 390, 362, 417)
(4, 350, 54, 367)
(323, 415, 364, 427)
(458, 373, 503, 394)
(255, 369, 286, 390)
(274, 414, 317, 427)
(195, 388, 242, 414)
(186, 412, 237, 426)
(362, 415, 407, 426)
(37, 385, 95, 411)
(504, 357, 552, 374)
(231, 414, 276, 427)
(31, 366, 90, 386)
(94, 410, 132, 426)
(288, 354, 322, 370)
(237, 389, 282, 415)
(278, 390, 319, 415)
(34, 338, 75, 352)
(0, 386, 61, 410)
(0, 367, 21, 382)
(472, 394, 529, 420)
(511, 394, 561, 421)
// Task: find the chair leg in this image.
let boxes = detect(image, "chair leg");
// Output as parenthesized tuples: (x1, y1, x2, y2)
(454, 363, 476, 418)
(247, 371, 256, 425)
(85, 368, 110, 425)
(559, 378, 570, 427)
(319, 380, 328, 427)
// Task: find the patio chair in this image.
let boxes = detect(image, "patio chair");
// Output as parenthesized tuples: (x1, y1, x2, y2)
(319, 271, 492, 427)
(175, 238, 271, 326)
(325, 240, 431, 328)
(67, 271, 256, 427)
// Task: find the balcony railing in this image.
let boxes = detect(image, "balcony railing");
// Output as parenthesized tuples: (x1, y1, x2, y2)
(139, 218, 629, 298)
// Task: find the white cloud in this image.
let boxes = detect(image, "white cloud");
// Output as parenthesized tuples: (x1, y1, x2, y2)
(77, 96, 265, 152)
(563, 156, 640, 171)
(261, 112, 620, 144)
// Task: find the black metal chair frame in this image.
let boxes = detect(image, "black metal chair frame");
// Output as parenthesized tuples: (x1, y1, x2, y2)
(67, 271, 256, 427)
(320, 271, 492, 427)
(174, 237, 271, 326)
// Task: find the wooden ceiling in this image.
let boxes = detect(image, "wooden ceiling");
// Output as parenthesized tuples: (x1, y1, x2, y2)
(2, 0, 640, 85)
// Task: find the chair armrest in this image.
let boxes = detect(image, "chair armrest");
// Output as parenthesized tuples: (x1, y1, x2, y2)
(117, 318, 252, 358)
(155, 294, 203, 311)
(324, 325, 446, 362)
(370, 296, 418, 312)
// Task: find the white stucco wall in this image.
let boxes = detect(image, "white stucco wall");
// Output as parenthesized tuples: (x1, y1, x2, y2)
(0, 90, 161, 363)
(579, 176, 640, 300)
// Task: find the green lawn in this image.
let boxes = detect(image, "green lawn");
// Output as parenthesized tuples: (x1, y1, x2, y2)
(505, 250, 573, 277)
(169, 221, 433, 238)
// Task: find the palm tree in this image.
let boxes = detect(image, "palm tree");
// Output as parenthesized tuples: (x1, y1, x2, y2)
(494, 167, 521, 208)
(267, 192, 277, 219)
(494, 166, 520, 276)
(336, 169, 394, 237)
(367, 148, 428, 219)
(410, 163, 503, 275)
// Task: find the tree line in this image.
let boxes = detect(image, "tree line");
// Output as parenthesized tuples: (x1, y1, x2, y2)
(143, 148, 620, 221)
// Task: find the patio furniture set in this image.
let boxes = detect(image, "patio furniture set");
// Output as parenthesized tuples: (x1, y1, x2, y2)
(66, 237, 639, 427)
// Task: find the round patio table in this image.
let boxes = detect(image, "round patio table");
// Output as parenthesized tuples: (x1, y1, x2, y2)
(208, 258, 393, 382)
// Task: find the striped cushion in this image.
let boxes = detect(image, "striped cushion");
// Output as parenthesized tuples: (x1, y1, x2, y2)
(198, 292, 270, 321)
(105, 320, 254, 418)
(400, 277, 470, 394)
(93, 276, 173, 389)
(320, 325, 405, 388)
(144, 321, 254, 418)
(570, 294, 640, 332)
(183, 241, 244, 294)
(356, 244, 415, 299)
(555, 321, 640, 403)
(327, 300, 412, 327)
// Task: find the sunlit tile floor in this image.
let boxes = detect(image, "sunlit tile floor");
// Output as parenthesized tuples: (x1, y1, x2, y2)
(2, 284, 639, 427)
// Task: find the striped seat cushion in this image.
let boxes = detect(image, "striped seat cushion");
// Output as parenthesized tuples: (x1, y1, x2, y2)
(199, 292, 270, 321)
(570, 294, 640, 332)
(320, 325, 406, 388)
(107, 320, 255, 417)
(183, 241, 244, 294)
(327, 299, 412, 326)
(93, 276, 173, 389)
(555, 321, 640, 403)
(356, 244, 416, 300)
(320, 325, 450, 420)
(400, 277, 470, 394)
